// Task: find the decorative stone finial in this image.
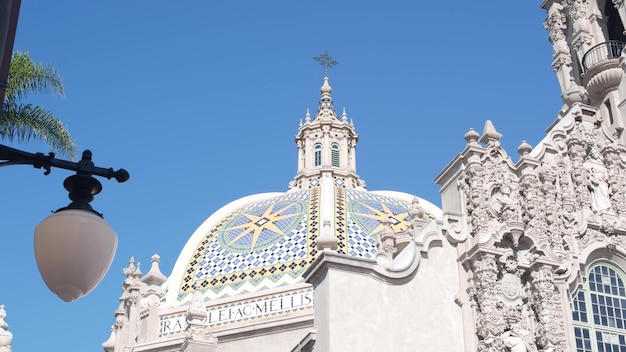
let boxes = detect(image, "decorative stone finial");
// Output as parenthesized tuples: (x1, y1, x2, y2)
(479, 120, 502, 145)
(142, 254, 167, 286)
(517, 140, 533, 156)
(320, 76, 333, 95)
(408, 197, 424, 220)
(376, 218, 398, 268)
(183, 284, 218, 350)
(464, 128, 480, 144)
(342, 107, 348, 122)
(186, 283, 207, 324)
(407, 196, 428, 236)
(0, 305, 13, 352)
(123, 256, 142, 279)
(305, 108, 311, 123)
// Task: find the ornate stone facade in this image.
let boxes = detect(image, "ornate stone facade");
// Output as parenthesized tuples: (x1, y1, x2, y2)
(437, 100, 626, 350)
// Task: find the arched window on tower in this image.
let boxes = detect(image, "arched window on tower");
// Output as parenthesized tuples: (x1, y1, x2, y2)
(571, 262, 626, 351)
(313, 143, 322, 167)
(605, 0, 626, 43)
(331, 143, 340, 167)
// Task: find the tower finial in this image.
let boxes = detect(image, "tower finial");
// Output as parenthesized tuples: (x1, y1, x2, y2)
(313, 50, 338, 77)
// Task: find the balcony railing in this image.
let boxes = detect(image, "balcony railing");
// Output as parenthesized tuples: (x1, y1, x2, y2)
(582, 40, 626, 72)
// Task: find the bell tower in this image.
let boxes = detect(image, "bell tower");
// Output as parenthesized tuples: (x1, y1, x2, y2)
(542, 0, 626, 138)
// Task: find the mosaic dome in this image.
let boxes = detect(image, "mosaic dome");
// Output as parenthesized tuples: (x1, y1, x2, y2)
(165, 185, 440, 304)
(163, 76, 442, 305)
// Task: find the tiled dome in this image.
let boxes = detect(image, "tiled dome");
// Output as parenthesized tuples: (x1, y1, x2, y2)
(162, 75, 442, 305)
(166, 186, 440, 304)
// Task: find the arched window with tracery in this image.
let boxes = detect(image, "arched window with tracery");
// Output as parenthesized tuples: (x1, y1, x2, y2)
(572, 262, 626, 351)
(313, 143, 322, 167)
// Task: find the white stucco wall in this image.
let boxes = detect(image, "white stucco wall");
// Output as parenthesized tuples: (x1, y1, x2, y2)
(216, 325, 313, 352)
(311, 240, 463, 351)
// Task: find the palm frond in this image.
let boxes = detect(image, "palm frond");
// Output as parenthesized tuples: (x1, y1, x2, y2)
(6, 51, 65, 103)
(0, 102, 77, 158)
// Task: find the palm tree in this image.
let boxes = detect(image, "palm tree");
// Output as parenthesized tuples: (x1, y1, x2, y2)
(0, 51, 76, 158)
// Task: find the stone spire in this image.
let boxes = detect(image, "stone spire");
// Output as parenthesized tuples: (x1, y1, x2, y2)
(314, 76, 339, 121)
(141, 254, 167, 286)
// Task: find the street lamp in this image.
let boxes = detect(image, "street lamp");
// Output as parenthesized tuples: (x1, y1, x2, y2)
(0, 144, 129, 302)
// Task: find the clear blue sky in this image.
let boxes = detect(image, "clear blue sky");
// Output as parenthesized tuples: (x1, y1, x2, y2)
(2, 1, 559, 351)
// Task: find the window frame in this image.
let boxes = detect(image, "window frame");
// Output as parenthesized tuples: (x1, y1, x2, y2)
(571, 261, 626, 352)
(331, 142, 340, 168)
(313, 143, 322, 168)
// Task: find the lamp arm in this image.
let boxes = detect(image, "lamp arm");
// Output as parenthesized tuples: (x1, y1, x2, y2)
(0, 143, 129, 182)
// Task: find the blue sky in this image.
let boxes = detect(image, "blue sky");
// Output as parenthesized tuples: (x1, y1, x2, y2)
(2, 1, 559, 351)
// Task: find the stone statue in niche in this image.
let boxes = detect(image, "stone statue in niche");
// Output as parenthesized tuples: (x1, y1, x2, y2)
(500, 323, 536, 352)
(490, 185, 517, 219)
(585, 155, 611, 212)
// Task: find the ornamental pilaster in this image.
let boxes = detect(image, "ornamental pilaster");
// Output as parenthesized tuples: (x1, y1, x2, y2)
(469, 250, 539, 352)
(529, 264, 567, 351)
(518, 159, 540, 225)
(545, 3, 576, 93)
(566, 0, 593, 63)
(470, 253, 505, 343)
(602, 143, 626, 217)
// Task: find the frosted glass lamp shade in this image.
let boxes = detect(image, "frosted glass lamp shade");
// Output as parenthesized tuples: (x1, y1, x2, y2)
(34, 209, 118, 302)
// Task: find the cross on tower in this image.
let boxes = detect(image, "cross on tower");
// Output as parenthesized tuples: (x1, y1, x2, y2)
(313, 50, 338, 77)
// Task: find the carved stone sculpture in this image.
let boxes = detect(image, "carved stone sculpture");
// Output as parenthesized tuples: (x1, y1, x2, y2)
(0, 306, 11, 352)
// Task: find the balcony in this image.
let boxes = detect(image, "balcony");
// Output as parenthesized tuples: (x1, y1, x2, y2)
(582, 40, 625, 72)
(582, 41, 625, 100)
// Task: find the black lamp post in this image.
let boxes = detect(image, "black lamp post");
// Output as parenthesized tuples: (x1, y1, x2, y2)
(0, 1, 130, 302)
(0, 144, 129, 302)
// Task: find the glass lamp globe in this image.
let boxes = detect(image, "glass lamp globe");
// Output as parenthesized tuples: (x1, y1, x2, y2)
(34, 208, 118, 302)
